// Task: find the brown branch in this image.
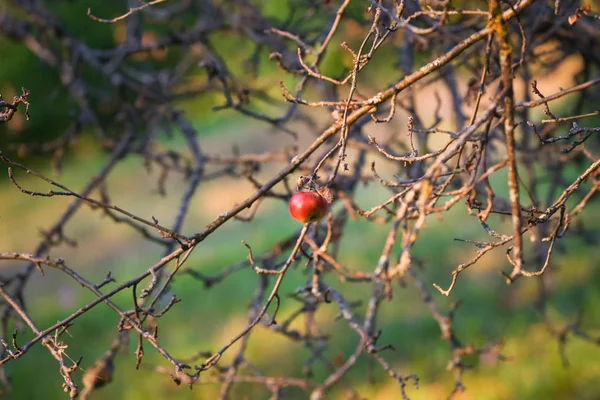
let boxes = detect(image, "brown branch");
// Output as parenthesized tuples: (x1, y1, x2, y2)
(87, 0, 168, 23)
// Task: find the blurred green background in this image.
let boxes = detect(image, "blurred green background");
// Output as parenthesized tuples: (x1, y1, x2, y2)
(1, 1, 600, 399)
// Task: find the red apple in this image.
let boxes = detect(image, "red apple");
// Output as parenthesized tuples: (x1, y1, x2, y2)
(288, 191, 327, 223)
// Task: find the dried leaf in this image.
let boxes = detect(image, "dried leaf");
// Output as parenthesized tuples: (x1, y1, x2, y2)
(316, 186, 333, 203)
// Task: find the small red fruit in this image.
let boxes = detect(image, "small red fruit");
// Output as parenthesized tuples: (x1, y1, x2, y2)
(288, 191, 328, 223)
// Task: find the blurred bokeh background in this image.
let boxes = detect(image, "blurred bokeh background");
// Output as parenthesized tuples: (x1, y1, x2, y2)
(1, 1, 600, 399)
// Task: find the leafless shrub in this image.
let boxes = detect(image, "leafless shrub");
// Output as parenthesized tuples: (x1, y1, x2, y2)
(1, 1, 599, 399)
